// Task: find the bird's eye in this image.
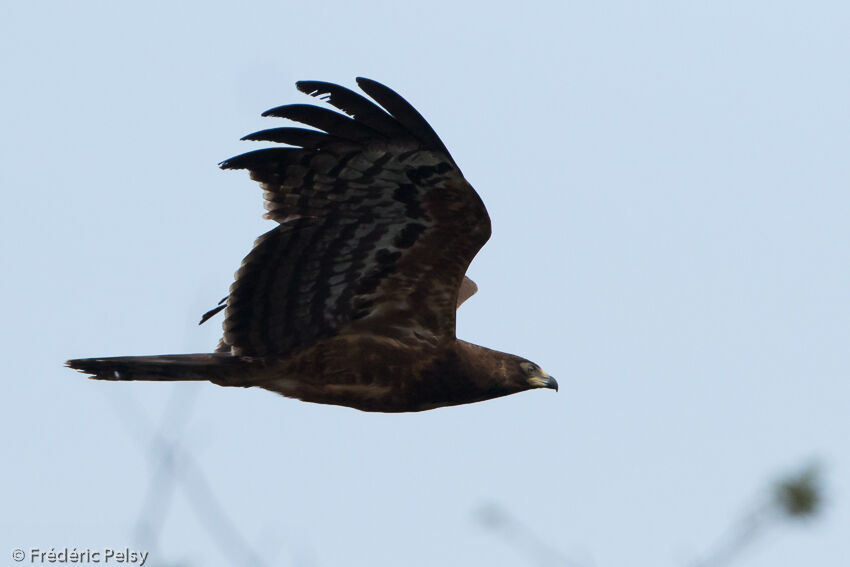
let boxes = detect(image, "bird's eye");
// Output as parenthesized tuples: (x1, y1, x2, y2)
(522, 362, 537, 374)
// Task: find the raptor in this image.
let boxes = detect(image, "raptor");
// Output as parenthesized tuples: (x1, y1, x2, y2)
(67, 78, 557, 412)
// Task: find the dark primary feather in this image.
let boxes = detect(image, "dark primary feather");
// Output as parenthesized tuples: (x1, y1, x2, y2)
(261, 104, 381, 142)
(354, 78, 455, 165)
(241, 127, 341, 148)
(217, 78, 491, 357)
(296, 80, 410, 138)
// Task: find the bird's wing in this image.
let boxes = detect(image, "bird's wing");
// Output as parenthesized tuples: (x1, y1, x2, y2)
(456, 276, 478, 308)
(218, 79, 491, 356)
(201, 275, 477, 325)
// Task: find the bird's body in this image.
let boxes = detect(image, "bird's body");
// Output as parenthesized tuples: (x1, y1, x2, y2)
(71, 337, 542, 412)
(68, 78, 557, 411)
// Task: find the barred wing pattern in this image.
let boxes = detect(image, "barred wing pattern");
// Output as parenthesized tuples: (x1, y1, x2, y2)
(217, 79, 491, 357)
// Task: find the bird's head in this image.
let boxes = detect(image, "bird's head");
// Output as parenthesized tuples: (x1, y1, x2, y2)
(452, 342, 558, 403)
(518, 360, 558, 392)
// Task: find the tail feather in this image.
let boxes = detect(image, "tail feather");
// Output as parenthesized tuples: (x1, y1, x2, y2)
(66, 353, 247, 384)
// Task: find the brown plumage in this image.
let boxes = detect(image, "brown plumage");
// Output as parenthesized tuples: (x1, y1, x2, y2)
(67, 78, 557, 412)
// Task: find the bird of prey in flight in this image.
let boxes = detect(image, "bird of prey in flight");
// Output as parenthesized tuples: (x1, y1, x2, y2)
(67, 78, 557, 412)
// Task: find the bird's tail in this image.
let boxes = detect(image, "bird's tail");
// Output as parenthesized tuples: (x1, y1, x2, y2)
(66, 353, 253, 385)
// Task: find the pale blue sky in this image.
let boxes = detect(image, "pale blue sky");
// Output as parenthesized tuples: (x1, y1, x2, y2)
(2, 1, 848, 566)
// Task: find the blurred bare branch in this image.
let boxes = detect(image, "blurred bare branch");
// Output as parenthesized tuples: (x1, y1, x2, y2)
(134, 387, 199, 557)
(692, 461, 824, 567)
(104, 387, 267, 567)
(477, 462, 824, 567)
(475, 502, 584, 567)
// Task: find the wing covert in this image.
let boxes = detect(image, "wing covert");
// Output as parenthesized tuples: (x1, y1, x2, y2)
(218, 78, 491, 356)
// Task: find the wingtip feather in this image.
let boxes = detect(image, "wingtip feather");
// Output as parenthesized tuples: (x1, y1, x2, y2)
(296, 80, 330, 97)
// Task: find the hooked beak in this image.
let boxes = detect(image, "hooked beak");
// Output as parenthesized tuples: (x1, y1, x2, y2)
(528, 370, 558, 392)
